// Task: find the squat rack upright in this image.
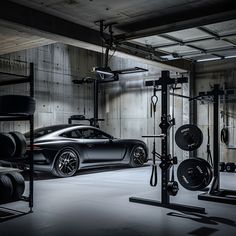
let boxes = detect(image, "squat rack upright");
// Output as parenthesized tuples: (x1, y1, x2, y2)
(130, 70, 205, 214)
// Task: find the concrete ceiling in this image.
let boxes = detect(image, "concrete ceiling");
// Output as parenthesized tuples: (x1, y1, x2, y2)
(0, 0, 236, 68)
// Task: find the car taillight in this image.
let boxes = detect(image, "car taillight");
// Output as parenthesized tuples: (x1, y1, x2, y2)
(26, 144, 42, 151)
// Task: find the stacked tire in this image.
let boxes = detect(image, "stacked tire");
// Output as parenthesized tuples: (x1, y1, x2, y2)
(0, 95, 35, 204)
(0, 172, 25, 203)
(0, 131, 27, 203)
(0, 132, 27, 159)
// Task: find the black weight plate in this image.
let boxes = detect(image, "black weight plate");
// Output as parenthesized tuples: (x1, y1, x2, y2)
(6, 172, 25, 201)
(175, 124, 203, 151)
(225, 162, 236, 172)
(0, 174, 13, 203)
(0, 133, 16, 158)
(0, 95, 35, 115)
(167, 181, 179, 196)
(219, 162, 225, 172)
(10, 131, 27, 157)
(177, 158, 213, 191)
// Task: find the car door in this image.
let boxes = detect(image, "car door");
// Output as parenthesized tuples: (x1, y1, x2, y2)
(80, 128, 126, 161)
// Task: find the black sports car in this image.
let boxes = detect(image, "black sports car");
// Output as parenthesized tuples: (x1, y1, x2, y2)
(25, 125, 148, 177)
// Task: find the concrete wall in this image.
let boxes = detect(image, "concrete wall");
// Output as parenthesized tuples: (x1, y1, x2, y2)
(195, 58, 236, 162)
(99, 57, 190, 160)
(0, 43, 101, 132)
(0, 42, 189, 160)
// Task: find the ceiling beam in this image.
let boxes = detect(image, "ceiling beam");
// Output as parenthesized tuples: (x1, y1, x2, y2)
(115, 0, 236, 41)
(0, 0, 189, 71)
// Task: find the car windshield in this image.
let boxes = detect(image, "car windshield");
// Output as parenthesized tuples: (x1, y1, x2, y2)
(24, 125, 73, 139)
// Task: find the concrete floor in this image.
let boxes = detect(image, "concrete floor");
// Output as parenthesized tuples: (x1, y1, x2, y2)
(0, 165, 236, 236)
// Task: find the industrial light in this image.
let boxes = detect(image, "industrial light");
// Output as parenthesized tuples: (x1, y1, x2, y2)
(197, 57, 221, 62)
(225, 55, 236, 59)
(92, 67, 114, 76)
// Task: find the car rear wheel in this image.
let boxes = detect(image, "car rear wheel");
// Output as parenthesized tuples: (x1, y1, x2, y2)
(129, 145, 147, 168)
(52, 148, 79, 178)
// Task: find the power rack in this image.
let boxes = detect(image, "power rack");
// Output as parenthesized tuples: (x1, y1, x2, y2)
(130, 71, 206, 214)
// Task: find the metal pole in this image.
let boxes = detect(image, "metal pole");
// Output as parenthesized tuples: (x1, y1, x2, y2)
(213, 84, 220, 191)
(160, 71, 170, 204)
(29, 63, 34, 211)
(93, 79, 99, 127)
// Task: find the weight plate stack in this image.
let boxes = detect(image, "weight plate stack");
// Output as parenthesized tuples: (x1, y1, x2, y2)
(225, 162, 236, 173)
(177, 158, 213, 191)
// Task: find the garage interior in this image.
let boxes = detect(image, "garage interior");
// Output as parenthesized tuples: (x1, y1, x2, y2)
(0, 0, 236, 235)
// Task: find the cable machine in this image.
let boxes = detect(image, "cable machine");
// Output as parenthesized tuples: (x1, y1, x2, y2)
(130, 70, 206, 214)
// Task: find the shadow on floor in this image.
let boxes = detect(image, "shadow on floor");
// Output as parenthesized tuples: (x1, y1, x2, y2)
(167, 211, 236, 226)
(188, 227, 218, 236)
(0, 207, 30, 223)
(22, 164, 149, 181)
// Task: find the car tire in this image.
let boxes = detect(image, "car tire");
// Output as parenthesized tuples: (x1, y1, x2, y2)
(10, 131, 27, 157)
(52, 148, 79, 178)
(6, 172, 25, 201)
(0, 174, 13, 203)
(129, 145, 147, 168)
(0, 133, 16, 158)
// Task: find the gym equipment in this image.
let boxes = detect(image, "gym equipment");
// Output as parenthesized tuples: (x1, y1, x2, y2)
(6, 172, 25, 201)
(167, 87, 179, 196)
(10, 131, 27, 157)
(149, 85, 158, 187)
(206, 103, 213, 167)
(225, 162, 236, 172)
(177, 158, 213, 191)
(196, 84, 236, 205)
(0, 174, 13, 203)
(219, 162, 225, 172)
(0, 95, 35, 115)
(221, 128, 229, 144)
(0, 133, 16, 158)
(167, 181, 179, 196)
(130, 71, 205, 214)
(175, 124, 203, 151)
(221, 83, 229, 145)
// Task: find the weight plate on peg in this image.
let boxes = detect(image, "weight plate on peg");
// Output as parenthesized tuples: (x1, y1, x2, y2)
(175, 124, 203, 151)
(177, 158, 213, 191)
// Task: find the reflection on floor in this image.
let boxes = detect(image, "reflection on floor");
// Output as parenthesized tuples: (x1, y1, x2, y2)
(0, 165, 236, 236)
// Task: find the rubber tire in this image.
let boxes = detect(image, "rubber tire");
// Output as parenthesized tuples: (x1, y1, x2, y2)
(52, 148, 79, 178)
(6, 172, 25, 201)
(0, 95, 35, 115)
(129, 145, 147, 168)
(0, 174, 13, 203)
(0, 133, 16, 158)
(10, 131, 27, 157)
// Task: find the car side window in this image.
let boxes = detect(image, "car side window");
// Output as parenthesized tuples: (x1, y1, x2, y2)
(60, 129, 82, 138)
(80, 128, 110, 139)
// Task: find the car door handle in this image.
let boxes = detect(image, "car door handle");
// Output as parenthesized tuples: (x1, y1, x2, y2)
(87, 144, 94, 148)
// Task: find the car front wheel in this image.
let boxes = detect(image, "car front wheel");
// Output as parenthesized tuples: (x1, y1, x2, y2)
(52, 148, 79, 177)
(129, 145, 147, 168)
